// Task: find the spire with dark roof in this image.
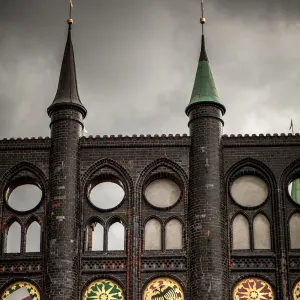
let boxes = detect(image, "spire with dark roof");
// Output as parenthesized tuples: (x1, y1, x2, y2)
(47, 20, 87, 118)
(188, 5, 222, 107)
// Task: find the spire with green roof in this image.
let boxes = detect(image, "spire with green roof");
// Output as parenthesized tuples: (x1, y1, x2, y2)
(187, 6, 225, 111)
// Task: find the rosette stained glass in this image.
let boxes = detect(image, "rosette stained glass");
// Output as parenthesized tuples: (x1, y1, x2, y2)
(143, 277, 184, 300)
(233, 277, 274, 300)
(83, 279, 124, 300)
(2, 281, 40, 300)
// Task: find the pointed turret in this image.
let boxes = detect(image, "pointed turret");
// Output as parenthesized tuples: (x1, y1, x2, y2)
(186, 3, 228, 299)
(189, 34, 221, 105)
(47, 19, 87, 118)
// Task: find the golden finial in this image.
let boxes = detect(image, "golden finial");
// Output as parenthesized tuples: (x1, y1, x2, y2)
(67, 0, 74, 25)
(200, 0, 205, 32)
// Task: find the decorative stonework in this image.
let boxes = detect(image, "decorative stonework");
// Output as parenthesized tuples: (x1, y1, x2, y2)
(83, 279, 124, 300)
(294, 281, 300, 299)
(2, 281, 40, 300)
(143, 277, 184, 300)
(233, 278, 274, 300)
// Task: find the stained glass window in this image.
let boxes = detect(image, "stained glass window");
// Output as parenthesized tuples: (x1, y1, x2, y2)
(233, 277, 274, 300)
(2, 281, 40, 300)
(83, 279, 124, 300)
(143, 277, 184, 300)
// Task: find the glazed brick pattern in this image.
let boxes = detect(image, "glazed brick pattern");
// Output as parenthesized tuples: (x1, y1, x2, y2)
(1, 106, 300, 299)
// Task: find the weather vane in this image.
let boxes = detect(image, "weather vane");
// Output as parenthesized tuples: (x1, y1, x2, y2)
(200, 0, 206, 34)
(67, 0, 74, 25)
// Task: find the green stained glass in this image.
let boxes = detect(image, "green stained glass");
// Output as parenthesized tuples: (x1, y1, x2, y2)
(83, 279, 124, 300)
(291, 178, 300, 204)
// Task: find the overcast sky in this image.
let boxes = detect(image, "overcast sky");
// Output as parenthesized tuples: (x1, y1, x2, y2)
(0, 0, 300, 138)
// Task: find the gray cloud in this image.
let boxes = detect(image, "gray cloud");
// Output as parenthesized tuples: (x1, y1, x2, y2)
(0, 0, 299, 138)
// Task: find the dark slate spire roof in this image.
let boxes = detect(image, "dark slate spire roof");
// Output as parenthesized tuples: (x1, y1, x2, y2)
(47, 23, 87, 118)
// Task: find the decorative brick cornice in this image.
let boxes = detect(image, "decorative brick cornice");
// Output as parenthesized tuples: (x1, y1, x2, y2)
(222, 133, 300, 147)
(80, 134, 190, 148)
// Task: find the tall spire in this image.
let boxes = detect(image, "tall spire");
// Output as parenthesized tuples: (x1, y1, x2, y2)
(47, 15, 87, 118)
(187, 1, 223, 109)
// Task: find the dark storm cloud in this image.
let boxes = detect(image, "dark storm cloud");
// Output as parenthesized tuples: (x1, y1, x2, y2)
(0, 0, 299, 138)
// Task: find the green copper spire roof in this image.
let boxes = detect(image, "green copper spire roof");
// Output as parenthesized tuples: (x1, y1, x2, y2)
(189, 34, 220, 105)
(291, 179, 300, 204)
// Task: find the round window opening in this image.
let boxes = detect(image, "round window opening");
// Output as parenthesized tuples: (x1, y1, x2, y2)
(145, 179, 181, 208)
(288, 178, 300, 205)
(6, 183, 42, 212)
(89, 180, 125, 210)
(230, 175, 268, 207)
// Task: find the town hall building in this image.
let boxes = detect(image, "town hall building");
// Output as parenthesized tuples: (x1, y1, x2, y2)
(0, 9, 300, 300)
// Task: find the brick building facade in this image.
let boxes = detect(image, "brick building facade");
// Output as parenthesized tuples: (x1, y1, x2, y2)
(0, 17, 300, 300)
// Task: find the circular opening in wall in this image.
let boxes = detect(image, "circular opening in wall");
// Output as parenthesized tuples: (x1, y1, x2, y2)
(89, 180, 125, 210)
(144, 179, 181, 208)
(6, 181, 42, 212)
(288, 178, 300, 205)
(230, 175, 268, 207)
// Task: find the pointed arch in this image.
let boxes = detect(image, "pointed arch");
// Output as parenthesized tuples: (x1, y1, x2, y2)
(253, 212, 271, 249)
(107, 216, 126, 251)
(26, 221, 41, 253)
(144, 217, 163, 251)
(0, 161, 48, 192)
(81, 158, 134, 197)
(225, 157, 277, 191)
(165, 217, 183, 250)
(5, 218, 22, 253)
(231, 213, 250, 250)
(289, 212, 300, 249)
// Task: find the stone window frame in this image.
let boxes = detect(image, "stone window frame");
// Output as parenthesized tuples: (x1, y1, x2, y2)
(230, 210, 273, 252)
(143, 215, 185, 252)
(3, 214, 43, 255)
(84, 215, 127, 253)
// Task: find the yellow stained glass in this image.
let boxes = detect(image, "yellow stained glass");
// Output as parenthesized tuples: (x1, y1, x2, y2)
(2, 281, 40, 300)
(293, 281, 300, 300)
(233, 277, 274, 300)
(143, 277, 184, 300)
(83, 279, 124, 300)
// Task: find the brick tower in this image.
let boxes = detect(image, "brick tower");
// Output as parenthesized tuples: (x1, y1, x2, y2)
(186, 14, 227, 299)
(46, 18, 87, 299)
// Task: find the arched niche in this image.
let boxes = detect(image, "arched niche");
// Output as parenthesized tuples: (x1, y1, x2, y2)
(107, 220, 125, 251)
(6, 221, 21, 253)
(290, 213, 300, 249)
(26, 221, 41, 252)
(144, 218, 162, 250)
(253, 213, 271, 250)
(232, 214, 250, 250)
(165, 218, 183, 250)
